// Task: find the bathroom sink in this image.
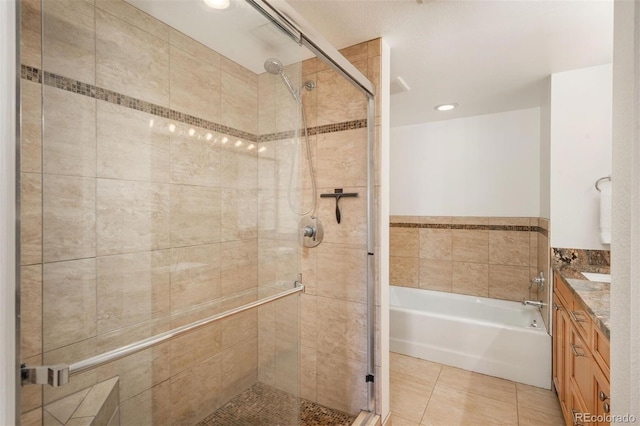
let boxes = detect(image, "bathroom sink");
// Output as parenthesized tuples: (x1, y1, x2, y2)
(581, 272, 611, 283)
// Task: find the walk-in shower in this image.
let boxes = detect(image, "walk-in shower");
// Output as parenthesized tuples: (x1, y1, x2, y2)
(15, 0, 378, 424)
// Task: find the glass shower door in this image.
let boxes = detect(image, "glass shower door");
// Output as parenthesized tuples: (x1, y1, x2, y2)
(19, 0, 313, 423)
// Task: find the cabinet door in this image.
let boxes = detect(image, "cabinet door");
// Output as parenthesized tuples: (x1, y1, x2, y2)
(593, 364, 611, 426)
(568, 325, 594, 410)
(553, 294, 570, 416)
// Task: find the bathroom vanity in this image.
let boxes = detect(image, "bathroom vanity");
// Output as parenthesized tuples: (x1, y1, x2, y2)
(552, 267, 610, 426)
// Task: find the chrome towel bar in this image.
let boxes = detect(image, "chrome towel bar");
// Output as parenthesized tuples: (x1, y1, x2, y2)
(22, 283, 304, 386)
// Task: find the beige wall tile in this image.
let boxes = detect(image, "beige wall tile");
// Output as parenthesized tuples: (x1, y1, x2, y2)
(450, 216, 489, 225)
(169, 45, 221, 122)
(301, 345, 317, 402)
(390, 216, 421, 224)
(219, 148, 257, 190)
(169, 244, 221, 312)
(300, 74, 317, 129)
(316, 67, 367, 125)
(97, 179, 170, 255)
(420, 216, 453, 224)
(419, 229, 452, 260)
(529, 232, 539, 267)
(21, 266, 42, 358)
(316, 352, 367, 416)
(220, 338, 258, 399)
(488, 217, 530, 226)
(317, 243, 367, 303)
(21, 80, 42, 173)
(42, 0, 95, 83)
(170, 353, 221, 426)
(390, 256, 419, 287)
(43, 175, 96, 263)
(21, 354, 42, 414)
(21, 0, 41, 68)
(45, 387, 90, 424)
(43, 86, 96, 177)
(221, 310, 257, 351)
(302, 58, 317, 76)
(489, 231, 530, 266)
(96, 344, 169, 402)
(451, 262, 489, 297)
(170, 127, 221, 187)
(419, 259, 452, 293)
(300, 247, 317, 295)
(257, 238, 297, 287)
(120, 381, 171, 426)
(451, 230, 488, 263)
(219, 239, 258, 296)
(168, 29, 219, 66)
(301, 293, 317, 349)
(95, 0, 170, 40)
(221, 70, 258, 135)
(43, 258, 96, 351)
(488, 265, 531, 301)
(273, 337, 299, 396)
(390, 228, 419, 258)
(97, 100, 170, 183)
(221, 189, 258, 242)
(318, 186, 367, 246)
(340, 42, 369, 67)
(170, 322, 221, 376)
(539, 218, 550, 231)
(221, 57, 257, 86)
(368, 38, 381, 58)
(317, 297, 367, 363)
(169, 184, 220, 247)
(96, 9, 170, 106)
(21, 173, 42, 265)
(421, 383, 518, 426)
(258, 81, 276, 135)
(97, 250, 171, 334)
(367, 56, 381, 117)
(316, 128, 367, 188)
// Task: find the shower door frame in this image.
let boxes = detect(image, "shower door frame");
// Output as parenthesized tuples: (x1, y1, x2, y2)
(248, 0, 378, 415)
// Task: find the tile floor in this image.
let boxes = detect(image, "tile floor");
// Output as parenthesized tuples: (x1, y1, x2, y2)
(389, 352, 564, 426)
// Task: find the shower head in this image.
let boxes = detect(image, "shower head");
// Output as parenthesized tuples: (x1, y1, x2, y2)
(264, 57, 299, 102)
(264, 58, 284, 75)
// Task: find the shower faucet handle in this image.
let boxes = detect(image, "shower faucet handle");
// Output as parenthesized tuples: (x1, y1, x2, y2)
(529, 271, 545, 290)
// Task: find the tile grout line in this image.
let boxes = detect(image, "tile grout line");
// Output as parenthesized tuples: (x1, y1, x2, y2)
(418, 363, 444, 425)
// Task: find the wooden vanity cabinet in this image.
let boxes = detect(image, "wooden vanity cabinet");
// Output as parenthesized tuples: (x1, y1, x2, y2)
(553, 274, 610, 426)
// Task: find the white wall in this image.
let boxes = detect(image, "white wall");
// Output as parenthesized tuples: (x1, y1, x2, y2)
(0, 0, 17, 424)
(390, 108, 541, 217)
(611, 0, 639, 417)
(550, 64, 613, 249)
(539, 77, 551, 219)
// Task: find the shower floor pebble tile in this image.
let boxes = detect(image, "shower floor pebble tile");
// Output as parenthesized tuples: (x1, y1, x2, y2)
(196, 382, 356, 426)
(390, 352, 564, 426)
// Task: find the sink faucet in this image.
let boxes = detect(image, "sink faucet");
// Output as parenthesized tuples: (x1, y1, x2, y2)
(522, 299, 547, 308)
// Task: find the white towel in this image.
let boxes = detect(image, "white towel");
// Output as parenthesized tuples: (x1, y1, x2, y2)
(599, 179, 612, 244)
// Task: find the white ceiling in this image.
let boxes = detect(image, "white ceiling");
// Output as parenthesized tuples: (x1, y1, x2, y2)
(285, 0, 614, 127)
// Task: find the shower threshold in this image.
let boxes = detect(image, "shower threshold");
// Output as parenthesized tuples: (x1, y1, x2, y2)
(197, 382, 356, 426)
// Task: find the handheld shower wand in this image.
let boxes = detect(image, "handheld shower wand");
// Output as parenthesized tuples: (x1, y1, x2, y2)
(264, 58, 299, 102)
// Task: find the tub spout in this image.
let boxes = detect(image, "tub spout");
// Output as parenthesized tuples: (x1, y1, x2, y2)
(522, 299, 546, 308)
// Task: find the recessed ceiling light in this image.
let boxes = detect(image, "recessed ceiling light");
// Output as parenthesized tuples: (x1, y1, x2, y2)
(203, 0, 230, 9)
(435, 103, 458, 111)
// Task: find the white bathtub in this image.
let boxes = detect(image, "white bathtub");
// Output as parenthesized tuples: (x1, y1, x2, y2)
(390, 286, 551, 389)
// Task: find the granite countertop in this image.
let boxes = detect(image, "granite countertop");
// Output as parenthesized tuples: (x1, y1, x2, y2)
(553, 263, 610, 340)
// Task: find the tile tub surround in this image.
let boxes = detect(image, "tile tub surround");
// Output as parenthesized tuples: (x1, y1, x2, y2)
(390, 216, 551, 303)
(44, 377, 119, 426)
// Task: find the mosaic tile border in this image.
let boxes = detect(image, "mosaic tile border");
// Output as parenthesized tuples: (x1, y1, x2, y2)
(257, 119, 368, 142)
(390, 222, 549, 237)
(21, 65, 368, 142)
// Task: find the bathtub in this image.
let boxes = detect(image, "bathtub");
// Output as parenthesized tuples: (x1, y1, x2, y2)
(390, 286, 551, 389)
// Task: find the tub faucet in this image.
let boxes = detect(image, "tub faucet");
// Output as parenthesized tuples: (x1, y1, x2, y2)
(522, 299, 547, 308)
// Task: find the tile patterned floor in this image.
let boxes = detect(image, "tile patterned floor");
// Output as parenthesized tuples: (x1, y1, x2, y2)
(197, 382, 356, 426)
(389, 352, 565, 426)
